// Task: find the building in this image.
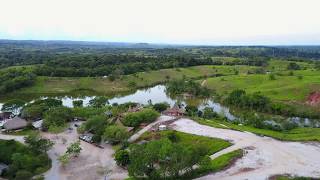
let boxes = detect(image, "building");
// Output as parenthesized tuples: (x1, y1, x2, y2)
(32, 120, 43, 129)
(159, 124, 167, 131)
(128, 105, 143, 113)
(0, 163, 8, 175)
(0, 112, 12, 121)
(162, 106, 185, 117)
(3, 117, 27, 131)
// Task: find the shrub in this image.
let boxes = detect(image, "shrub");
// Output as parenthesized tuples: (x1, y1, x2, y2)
(103, 125, 129, 144)
(122, 109, 159, 127)
(115, 149, 130, 167)
(43, 107, 73, 130)
(153, 102, 170, 112)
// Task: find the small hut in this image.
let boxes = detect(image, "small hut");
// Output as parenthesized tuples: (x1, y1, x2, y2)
(128, 105, 143, 113)
(162, 106, 185, 117)
(3, 117, 27, 131)
(32, 120, 43, 129)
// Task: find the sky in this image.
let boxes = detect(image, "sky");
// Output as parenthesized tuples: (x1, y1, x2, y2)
(0, 0, 320, 45)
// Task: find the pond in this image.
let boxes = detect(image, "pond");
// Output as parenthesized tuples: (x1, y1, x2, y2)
(0, 85, 236, 120)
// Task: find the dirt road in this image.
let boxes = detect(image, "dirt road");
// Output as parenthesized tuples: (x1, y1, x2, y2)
(0, 133, 25, 143)
(172, 118, 320, 180)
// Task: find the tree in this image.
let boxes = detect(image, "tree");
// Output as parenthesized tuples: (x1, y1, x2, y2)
(72, 100, 83, 107)
(14, 170, 33, 180)
(287, 62, 301, 70)
(128, 81, 137, 88)
(66, 141, 82, 157)
(185, 105, 198, 117)
(24, 133, 54, 153)
(43, 107, 73, 130)
(103, 125, 129, 144)
(89, 96, 109, 108)
(202, 107, 218, 119)
(269, 73, 276, 80)
(122, 109, 159, 127)
(128, 138, 202, 179)
(58, 153, 70, 166)
(315, 61, 320, 70)
(114, 149, 130, 167)
(153, 102, 170, 112)
(1, 99, 25, 113)
(21, 104, 47, 120)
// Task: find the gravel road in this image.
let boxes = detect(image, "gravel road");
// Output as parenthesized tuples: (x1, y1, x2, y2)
(172, 118, 320, 180)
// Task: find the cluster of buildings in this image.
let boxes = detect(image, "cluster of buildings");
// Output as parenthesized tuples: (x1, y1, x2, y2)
(0, 112, 43, 132)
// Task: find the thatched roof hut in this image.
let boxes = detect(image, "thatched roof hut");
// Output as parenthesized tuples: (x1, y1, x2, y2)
(3, 117, 27, 130)
(162, 106, 185, 117)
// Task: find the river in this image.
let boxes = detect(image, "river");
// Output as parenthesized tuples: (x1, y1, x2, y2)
(0, 85, 318, 127)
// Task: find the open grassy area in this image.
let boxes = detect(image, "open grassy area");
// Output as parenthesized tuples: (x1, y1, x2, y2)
(139, 130, 232, 155)
(3, 65, 256, 100)
(205, 69, 320, 102)
(272, 175, 315, 180)
(210, 149, 243, 172)
(204, 60, 319, 103)
(137, 130, 242, 179)
(197, 118, 320, 141)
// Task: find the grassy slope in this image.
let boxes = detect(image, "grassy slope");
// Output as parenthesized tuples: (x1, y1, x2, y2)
(205, 60, 319, 102)
(206, 70, 320, 102)
(210, 149, 243, 171)
(8, 65, 255, 97)
(139, 130, 232, 155)
(197, 118, 320, 141)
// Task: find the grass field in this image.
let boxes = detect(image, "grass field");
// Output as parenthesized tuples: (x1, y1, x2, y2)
(138, 130, 240, 179)
(3, 65, 256, 100)
(197, 118, 320, 141)
(139, 130, 232, 155)
(204, 60, 319, 102)
(205, 69, 320, 102)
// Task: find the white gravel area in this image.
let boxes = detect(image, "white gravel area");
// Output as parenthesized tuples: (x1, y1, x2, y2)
(172, 118, 320, 180)
(43, 122, 128, 180)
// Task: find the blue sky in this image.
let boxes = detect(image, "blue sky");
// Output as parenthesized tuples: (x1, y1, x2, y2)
(1, 0, 320, 45)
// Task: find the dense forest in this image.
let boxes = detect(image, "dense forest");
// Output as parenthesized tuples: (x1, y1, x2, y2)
(1, 40, 320, 69)
(0, 40, 320, 93)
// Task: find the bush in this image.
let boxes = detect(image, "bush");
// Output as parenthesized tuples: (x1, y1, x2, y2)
(153, 102, 170, 112)
(103, 125, 129, 144)
(14, 170, 33, 180)
(0, 140, 51, 179)
(72, 100, 83, 107)
(287, 62, 301, 70)
(43, 107, 73, 130)
(115, 149, 130, 167)
(122, 109, 159, 127)
(202, 107, 218, 119)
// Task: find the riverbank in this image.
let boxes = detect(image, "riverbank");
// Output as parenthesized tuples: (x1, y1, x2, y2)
(0, 65, 255, 101)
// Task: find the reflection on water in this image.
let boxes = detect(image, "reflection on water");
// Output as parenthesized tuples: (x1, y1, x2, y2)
(0, 85, 236, 120)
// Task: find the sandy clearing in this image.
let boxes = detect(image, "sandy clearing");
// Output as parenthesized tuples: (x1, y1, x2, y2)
(0, 133, 25, 143)
(43, 122, 128, 180)
(172, 118, 320, 180)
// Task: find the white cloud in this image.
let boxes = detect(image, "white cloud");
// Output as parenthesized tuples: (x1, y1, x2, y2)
(0, 0, 319, 45)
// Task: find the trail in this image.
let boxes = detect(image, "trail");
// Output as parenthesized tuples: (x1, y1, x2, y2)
(201, 79, 207, 86)
(128, 115, 176, 142)
(172, 118, 320, 180)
